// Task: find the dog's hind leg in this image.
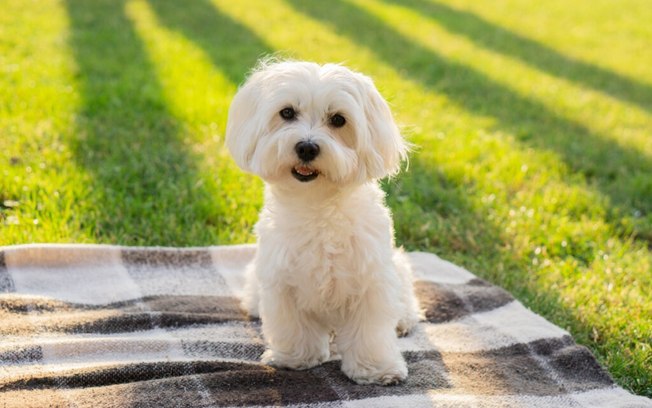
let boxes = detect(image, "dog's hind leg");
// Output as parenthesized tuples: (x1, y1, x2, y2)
(394, 250, 422, 337)
(241, 262, 261, 318)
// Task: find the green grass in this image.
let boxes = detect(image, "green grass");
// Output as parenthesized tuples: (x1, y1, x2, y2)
(1, 0, 650, 397)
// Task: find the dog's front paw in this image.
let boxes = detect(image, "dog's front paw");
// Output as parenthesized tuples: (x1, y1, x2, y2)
(342, 358, 408, 385)
(261, 348, 329, 370)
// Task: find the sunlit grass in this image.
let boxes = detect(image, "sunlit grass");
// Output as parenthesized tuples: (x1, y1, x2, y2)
(1, 0, 650, 396)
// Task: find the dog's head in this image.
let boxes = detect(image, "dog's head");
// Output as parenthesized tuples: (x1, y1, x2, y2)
(226, 61, 407, 187)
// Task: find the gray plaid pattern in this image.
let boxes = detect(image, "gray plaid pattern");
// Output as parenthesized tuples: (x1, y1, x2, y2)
(0, 251, 15, 293)
(0, 244, 649, 407)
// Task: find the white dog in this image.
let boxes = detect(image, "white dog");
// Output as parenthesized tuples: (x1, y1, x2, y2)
(225, 60, 421, 385)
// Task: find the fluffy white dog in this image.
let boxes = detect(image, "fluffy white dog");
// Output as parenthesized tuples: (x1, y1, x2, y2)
(226, 60, 421, 385)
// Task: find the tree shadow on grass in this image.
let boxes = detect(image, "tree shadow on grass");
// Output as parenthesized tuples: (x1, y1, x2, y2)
(391, 0, 652, 115)
(146, 0, 273, 86)
(285, 0, 652, 243)
(64, 0, 222, 245)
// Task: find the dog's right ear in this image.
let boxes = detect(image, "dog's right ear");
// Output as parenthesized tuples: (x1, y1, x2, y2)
(225, 74, 264, 173)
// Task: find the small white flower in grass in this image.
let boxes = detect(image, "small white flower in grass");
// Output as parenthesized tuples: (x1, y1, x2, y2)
(3, 200, 19, 208)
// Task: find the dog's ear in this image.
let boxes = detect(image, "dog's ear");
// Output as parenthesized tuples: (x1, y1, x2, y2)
(358, 75, 408, 179)
(225, 74, 264, 173)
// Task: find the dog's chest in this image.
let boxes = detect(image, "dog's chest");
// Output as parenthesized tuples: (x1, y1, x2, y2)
(283, 211, 370, 312)
(258, 184, 393, 315)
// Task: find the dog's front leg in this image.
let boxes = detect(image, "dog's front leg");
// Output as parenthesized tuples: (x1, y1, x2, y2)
(259, 286, 330, 370)
(337, 290, 407, 385)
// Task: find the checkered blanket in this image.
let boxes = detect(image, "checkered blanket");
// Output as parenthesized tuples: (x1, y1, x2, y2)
(1, 244, 649, 407)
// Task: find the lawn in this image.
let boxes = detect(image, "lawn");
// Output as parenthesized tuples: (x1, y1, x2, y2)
(1, 0, 651, 397)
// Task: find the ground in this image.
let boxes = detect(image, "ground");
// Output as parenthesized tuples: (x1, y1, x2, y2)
(1, 0, 650, 397)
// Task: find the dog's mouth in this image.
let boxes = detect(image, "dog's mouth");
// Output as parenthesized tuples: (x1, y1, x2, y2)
(291, 164, 320, 182)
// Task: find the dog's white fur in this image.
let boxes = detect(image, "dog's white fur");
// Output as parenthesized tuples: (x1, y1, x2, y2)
(226, 60, 421, 385)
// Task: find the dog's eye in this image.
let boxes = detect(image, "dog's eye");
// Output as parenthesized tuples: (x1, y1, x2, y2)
(279, 107, 296, 120)
(330, 114, 346, 128)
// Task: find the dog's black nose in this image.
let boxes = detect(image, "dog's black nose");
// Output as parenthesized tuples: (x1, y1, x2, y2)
(295, 141, 320, 162)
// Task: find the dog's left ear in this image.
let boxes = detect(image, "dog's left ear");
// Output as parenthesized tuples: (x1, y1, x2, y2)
(358, 75, 408, 179)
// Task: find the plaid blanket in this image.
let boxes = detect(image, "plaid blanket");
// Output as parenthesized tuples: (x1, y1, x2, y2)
(0, 244, 649, 408)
